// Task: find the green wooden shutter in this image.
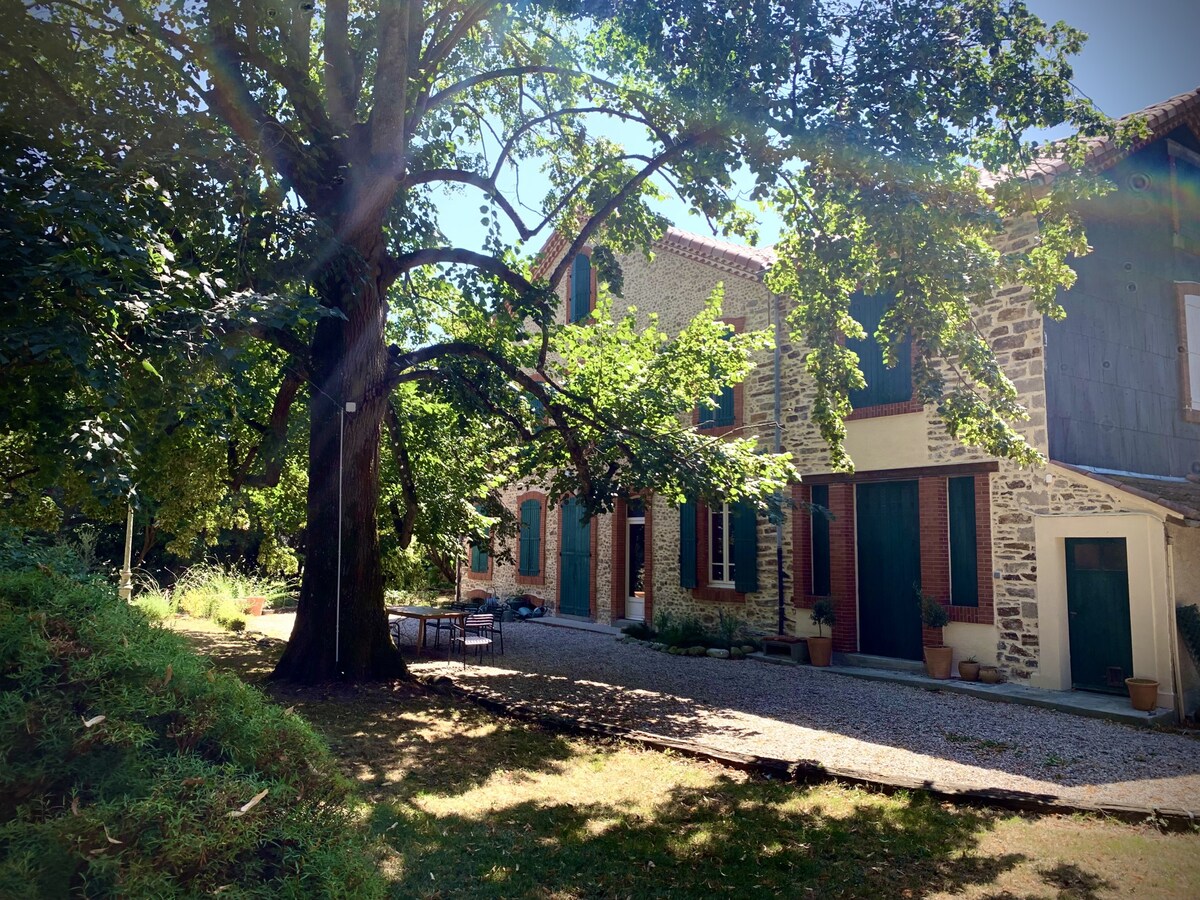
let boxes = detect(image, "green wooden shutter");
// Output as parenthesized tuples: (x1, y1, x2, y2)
(679, 498, 697, 588)
(713, 385, 735, 427)
(519, 499, 541, 576)
(470, 504, 490, 573)
(570, 254, 591, 322)
(810, 484, 831, 596)
(732, 501, 759, 593)
(948, 476, 978, 607)
(849, 292, 912, 407)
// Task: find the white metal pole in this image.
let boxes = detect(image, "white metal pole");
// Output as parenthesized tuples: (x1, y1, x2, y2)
(118, 503, 134, 601)
(336, 405, 344, 667)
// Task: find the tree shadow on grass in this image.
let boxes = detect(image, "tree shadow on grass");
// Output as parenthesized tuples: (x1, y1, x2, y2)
(372, 777, 1028, 899)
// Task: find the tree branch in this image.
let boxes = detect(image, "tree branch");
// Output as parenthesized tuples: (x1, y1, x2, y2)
(402, 168, 535, 240)
(230, 368, 303, 491)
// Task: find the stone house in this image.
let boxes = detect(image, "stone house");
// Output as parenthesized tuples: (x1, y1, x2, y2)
(461, 86, 1200, 720)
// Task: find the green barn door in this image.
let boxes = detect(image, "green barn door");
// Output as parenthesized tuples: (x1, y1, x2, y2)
(1065, 538, 1133, 693)
(856, 481, 922, 660)
(559, 497, 592, 617)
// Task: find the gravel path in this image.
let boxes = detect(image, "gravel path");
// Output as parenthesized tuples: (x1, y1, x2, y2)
(405, 620, 1200, 812)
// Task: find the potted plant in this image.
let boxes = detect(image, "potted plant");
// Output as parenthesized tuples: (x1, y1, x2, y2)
(917, 588, 952, 679)
(243, 596, 267, 617)
(807, 599, 836, 667)
(958, 655, 980, 682)
(1125, 676, 1159, 712)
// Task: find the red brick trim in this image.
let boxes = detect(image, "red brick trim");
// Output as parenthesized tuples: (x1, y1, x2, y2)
(466, 589, 490, 601)
(845, 336, 921, 420)
(694, 317, 747, 438)
(827, 484, 857, 652)
(468, 532, 493, 581)
(804, 461, 999, 484)
(919, 477, 950, 601)
(947, 475, 995, 625)
(846, 399, 923, 420)
(610, 495, 654, 622)
(692, 500, 745, 603)
(514, 491, 547, 587)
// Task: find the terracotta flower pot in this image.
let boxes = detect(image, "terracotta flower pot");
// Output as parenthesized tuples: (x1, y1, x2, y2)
(1125, 677, 1159, 712)
(806, 635, 833, 667)
(979, 665, 1000, 684)
(958, 660, 981, 682)
(923, 645, 953, 679)
(243, 596, 266, 617)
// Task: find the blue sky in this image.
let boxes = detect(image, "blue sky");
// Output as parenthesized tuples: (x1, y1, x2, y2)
(440, 1, 1199, 253)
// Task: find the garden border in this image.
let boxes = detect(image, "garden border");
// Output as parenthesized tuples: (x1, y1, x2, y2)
(427, 677, 1200, 832)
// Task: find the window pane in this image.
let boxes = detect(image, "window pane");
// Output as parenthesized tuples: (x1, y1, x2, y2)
(948, 477, 978, 607)
(811, 484, 831, 596)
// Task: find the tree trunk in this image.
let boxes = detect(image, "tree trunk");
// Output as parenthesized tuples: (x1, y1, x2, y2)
(272, 240, 409, 683)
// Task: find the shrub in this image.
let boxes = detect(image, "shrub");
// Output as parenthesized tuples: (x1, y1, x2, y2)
(130, 589, 175, 623)
(916, 586, 950, 629)
(657, 614, 710, 649)
(0, 568, 385, 898)
(172, 563, 293, 630)
(810, 598, 836, 638)
(621, 621, 656, 640)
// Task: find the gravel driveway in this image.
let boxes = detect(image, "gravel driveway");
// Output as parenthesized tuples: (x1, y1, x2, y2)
(406, 620, 1200, 813)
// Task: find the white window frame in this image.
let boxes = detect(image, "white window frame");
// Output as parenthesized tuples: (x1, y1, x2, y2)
(1179, 283, 1200, 422)
(709, 502, 735, 587)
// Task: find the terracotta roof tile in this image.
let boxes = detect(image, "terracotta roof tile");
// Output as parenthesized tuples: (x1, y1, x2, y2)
(991, 85, 1200, 187)
(1054, 462, 1200, 524)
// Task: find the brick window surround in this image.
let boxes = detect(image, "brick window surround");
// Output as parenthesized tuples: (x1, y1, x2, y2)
(514, 491, 547, 587)
(845, 340, 922, 420)
(691, 499, 745, 604)
(468, 539, 492, 581)
(693, 317, 746, 437)
(795, 464, 996, 651)
(610, 495, 654, 622)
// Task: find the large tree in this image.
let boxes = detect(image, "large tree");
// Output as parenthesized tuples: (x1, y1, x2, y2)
(2, 1, 1133, 681)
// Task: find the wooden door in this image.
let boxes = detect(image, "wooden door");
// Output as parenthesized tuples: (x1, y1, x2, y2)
(856, 481, 922, 660)
(559, 497, 591, 617)
(1065, 538, 1133, 693)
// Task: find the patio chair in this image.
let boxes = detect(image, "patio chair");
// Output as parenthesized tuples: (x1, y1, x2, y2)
(431, 599, 480, 650)
(448, 614, 495, 666)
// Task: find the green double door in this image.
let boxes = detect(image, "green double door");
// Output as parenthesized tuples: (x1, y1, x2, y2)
(559, 496, 591, 617)
(856, 481, 923, 660)
(1065, 538, 1133, 693)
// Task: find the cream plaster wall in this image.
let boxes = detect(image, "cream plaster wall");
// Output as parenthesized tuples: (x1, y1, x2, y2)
(1168, 523, 1200, 716)
(1033, 512, 1174, 710)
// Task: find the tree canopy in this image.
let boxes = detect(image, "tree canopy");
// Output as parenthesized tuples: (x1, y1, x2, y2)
(0, 0, 1133, 680)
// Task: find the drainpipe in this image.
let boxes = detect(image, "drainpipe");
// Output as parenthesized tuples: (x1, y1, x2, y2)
(1165, 524, 1185, 723)
(773, 292, 787, 636)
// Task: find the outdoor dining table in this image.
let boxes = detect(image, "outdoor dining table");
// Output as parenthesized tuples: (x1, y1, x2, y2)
(386, 605, 467, 654)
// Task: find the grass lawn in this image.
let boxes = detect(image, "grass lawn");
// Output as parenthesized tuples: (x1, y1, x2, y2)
(179, 620, 1200, 899)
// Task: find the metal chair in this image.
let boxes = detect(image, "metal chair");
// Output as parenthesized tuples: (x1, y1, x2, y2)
(448, 614, 495, 666)
(431, 600, 479, 649)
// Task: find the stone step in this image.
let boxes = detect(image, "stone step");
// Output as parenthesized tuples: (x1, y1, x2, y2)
(837, 652, 925, 674)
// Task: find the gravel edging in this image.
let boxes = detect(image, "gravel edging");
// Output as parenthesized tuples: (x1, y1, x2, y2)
(436, 678, 1200, 831)
(409, 622, 1200, 820)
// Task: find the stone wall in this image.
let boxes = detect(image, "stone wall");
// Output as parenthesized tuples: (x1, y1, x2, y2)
(462, 221, 1181, 690)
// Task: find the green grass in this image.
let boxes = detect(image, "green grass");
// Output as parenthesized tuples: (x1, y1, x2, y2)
(182, 621, 1200, 900)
